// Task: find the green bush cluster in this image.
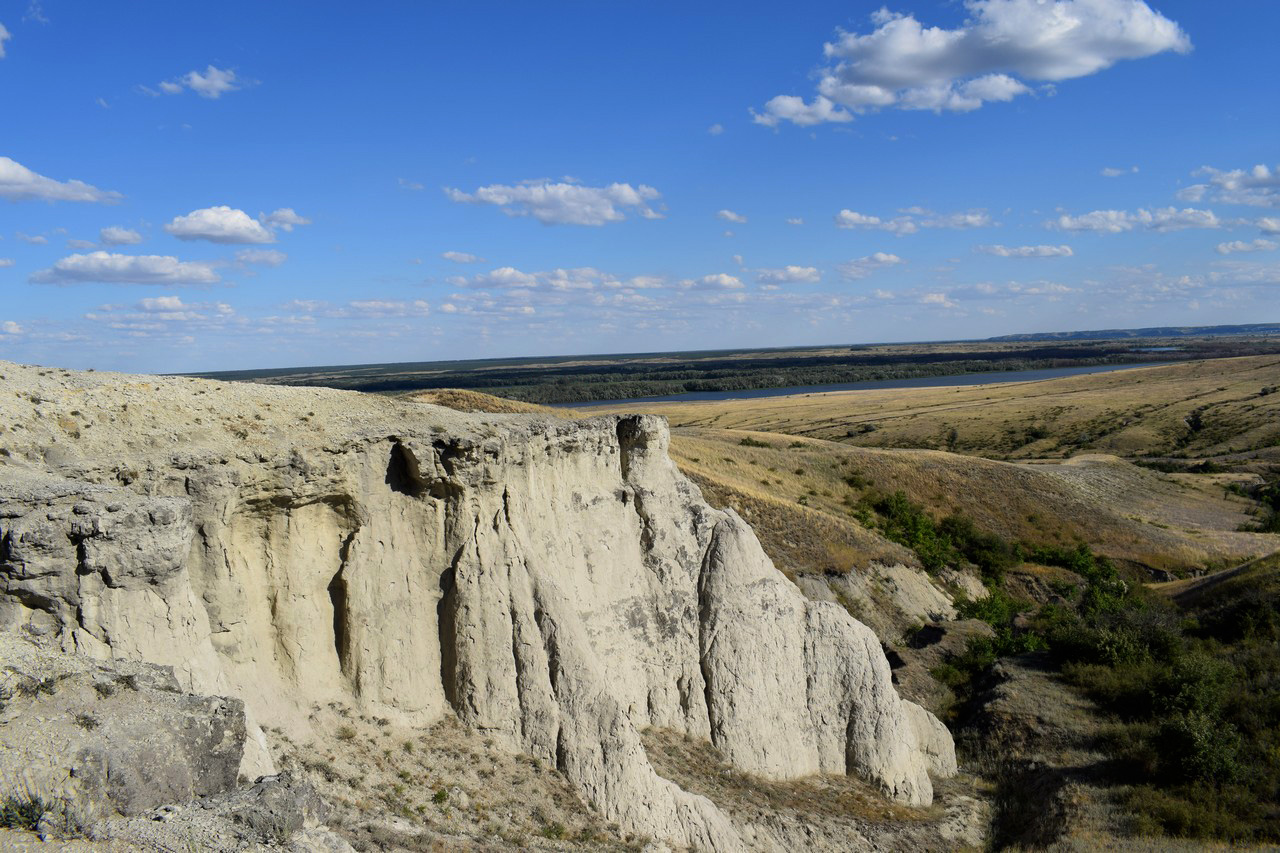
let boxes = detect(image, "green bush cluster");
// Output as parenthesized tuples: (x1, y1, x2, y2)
(1033, 560, 1280, 840)
(863, 490, 1018, 582)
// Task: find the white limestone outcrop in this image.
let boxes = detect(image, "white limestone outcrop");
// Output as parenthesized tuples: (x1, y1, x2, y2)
(0, 362, 955, 850)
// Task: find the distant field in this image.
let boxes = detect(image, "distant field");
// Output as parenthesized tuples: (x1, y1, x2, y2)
(191, 331, 1280, 405)
(584, 355, 1280, 464)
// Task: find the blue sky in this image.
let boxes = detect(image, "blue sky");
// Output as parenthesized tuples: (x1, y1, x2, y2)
(1, 0, 1278, 372)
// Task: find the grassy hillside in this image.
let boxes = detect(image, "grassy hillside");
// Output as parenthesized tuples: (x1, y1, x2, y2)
(669, 430, 1270, 576)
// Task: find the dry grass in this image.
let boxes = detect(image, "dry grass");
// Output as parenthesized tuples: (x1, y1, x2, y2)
(589, 356, 1280, 463)
(642, 728, 928, 823)
(642, 728, 987, 851)
(403, 388, 571, 417)
(670, 429, 1274, 574)
(271, 702, 635, 850)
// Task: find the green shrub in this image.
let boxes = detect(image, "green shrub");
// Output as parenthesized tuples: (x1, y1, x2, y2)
(0, 794, 45, 830)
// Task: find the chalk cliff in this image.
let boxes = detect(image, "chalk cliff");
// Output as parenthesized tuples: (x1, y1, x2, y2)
(0, 362, 955, 850)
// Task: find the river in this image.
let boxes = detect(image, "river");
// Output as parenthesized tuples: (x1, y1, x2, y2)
(559, 361, 1173, 407)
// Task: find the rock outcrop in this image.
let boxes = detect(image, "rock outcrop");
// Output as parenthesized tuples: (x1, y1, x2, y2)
(0, 362, 955, 850)
(0, 630, 352, 850)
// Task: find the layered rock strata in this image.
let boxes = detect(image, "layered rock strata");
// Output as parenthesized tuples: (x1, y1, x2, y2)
(0, 363, 955, 850)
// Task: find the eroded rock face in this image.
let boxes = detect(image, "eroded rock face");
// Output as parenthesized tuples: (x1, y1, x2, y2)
(0, 362, 955, 849)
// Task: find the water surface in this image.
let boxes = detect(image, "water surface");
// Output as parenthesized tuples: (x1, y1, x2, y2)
(560, 361, 1172, 408)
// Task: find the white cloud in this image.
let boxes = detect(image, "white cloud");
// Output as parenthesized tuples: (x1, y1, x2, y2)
(441, 251, 482, 263)
(920, 292, 957, 309)
(834, 209, 918, 235)
(1183, 164, 1280, 208)
(756, 266, 821, 284)
(17, 232, 47, 245)
(1216, 239, 1277, 255)
(708, 123, 724, 135)
(680, 273, 745, 290)
(1259, 218, 1280, 235)
(0, 156, 121, 203)
(717, 209, 747, 224)
(2, 320, 22, 335)
(463, 267, 539, 289)
(341, 300, 430, 318)
(1101, 166, 1138, 177)
(751, 95, 852, 128)
(236, 248, 287, 266)
(786, 217, 804, 226)
(139, 295, 186, 311)
(754, 0, 1190, 126)
(157, 65, 242, 99)
(837, 252, 904, 280)
(1052, 206, 1221, 233)
(259, 208, 311, 231)
(920, 210, 993, 229)
(977, 244, 1074, 257)
(67, 238, 96, 250)
(165, 206, 276, 244)
(0, 23, 10, 58)
(0, 258, 13, 267)
(30, 251, 220, 285)
(398, 177, 425, 191)
(100, 226, 142, 245)
(835, 207, 991, 234)
(444, 180, 662, 225)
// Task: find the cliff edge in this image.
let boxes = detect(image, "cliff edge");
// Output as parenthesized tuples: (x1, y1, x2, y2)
(0, 362, 955, 850)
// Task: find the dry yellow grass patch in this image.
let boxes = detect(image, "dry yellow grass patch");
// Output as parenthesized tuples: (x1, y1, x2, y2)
(672, 429, 1275, 573)
(404, 388, 572, 417)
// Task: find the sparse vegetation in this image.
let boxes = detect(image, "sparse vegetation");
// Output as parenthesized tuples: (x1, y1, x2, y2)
(0, 793, 45, 830)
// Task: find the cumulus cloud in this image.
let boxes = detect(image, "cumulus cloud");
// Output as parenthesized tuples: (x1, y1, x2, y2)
(708, 123, 724, 135)
(165, 206, 276, 244)
(236, 248, 287, 266)
(752, 95, 853, 128)
(1259, 218, 1280, 235)
(0, 23, 10, 58)
(0, 156, 121, 203)
(753, 0, 1190, 126)
(0, 258, 14, 267)
(441, 251, 482, 263)
(463, 267, 539, 289)
(919, 292, 958, 309)
(259, 208, 311, 231)
(67, 239, 96, 250)
(977, 244, 1074, 257)
(444, 180, 662, 225)
(756, 266, 821, 284)
(717, 209, 747, 224)
(835, 209, 918, 235)
(155, 65, 242, 99)
(336, 300, 430, 319)
(835, 207, 991, 235)
(1101, 166, 1139, 177)
(17, 233, 47, 245)
(1052, 206, 1220, 233)
(680, 273, 745, 291)
(786, 217, 804, 226)
(837, 252, 904, 280)
(1180, 164, 1280, 208)
(30, 251, 220, 285)
(2, 320, 22, 335)
(1216, 239, 1277, 255)
(100, 226, 142, 245)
